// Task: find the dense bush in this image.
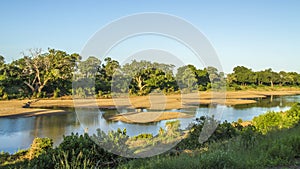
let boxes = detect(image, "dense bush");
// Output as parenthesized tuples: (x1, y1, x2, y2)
(253, 103, 300, 134)
(175, 116, 240, 150)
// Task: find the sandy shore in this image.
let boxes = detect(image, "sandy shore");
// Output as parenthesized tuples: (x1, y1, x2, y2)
(0, 90, 299, 117)
(109, 111, 193, 123)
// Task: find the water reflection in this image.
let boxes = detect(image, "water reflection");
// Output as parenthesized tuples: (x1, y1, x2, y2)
(232, 95, 300, 109)
(0, 113, 82, 153)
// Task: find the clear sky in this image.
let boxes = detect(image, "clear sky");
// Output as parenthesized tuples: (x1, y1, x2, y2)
(1, 0, 300, 73)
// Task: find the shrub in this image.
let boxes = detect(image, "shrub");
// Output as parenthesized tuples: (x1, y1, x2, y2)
(26, 137, 53, 160)
(253, 103, 300, 134)
(198, 85, 207, 91)
(253, 111, 282, 134)
(132, 133, 153, 140)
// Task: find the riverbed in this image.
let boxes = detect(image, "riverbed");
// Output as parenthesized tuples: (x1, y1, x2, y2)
(0, 95, 299, 153)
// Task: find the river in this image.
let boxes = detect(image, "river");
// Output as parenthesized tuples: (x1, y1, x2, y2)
(0, 95, 299, 153)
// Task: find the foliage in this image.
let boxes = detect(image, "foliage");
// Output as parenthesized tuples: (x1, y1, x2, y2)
(132, 133, 153, 140)
(91, 128, 133, 157)
(253, 103, 300, 134)
(228, 66, 300, 88)
(26, 137, 53, 160)
(119, 120, 300, 169)
(175, 116, 240, 150)
(0, 132, 130, 169)
(1, 48, 299, 99)
(165, 120, 181, 137)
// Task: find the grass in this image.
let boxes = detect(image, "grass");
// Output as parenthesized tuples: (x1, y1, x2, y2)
(118, 124, 300, 169)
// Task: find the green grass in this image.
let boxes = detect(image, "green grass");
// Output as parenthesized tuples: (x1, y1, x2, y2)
(118, 124, 300, 169)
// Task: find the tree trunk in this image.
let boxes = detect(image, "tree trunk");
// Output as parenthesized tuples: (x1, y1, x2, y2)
(37, 86, 44, 97)
(270, 80, 274, 88)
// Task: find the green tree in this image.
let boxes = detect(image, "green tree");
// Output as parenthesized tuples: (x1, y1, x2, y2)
(231, 66, 256, 86)
(122, 60, 175, 95)
(195, 68, 210, 88)
(21, 48, 80, 97)
(257, 69, 280, 87)
(176, 65, 198, 90)
(95, 57, 120, 94)
(78, 56, 101, 78)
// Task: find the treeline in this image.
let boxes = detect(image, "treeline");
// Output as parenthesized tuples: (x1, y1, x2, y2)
(227, 66, 300, 88)
(0, 48, 299, 99)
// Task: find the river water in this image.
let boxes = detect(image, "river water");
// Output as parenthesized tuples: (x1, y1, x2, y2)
(0, 95, 299, 153)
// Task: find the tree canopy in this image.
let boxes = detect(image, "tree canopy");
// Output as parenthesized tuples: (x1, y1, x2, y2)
(0, 48, 299, 99)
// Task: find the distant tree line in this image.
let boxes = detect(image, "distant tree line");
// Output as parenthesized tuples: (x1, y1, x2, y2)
(0, 49, 299, 99)
(227, 66, 300, 88)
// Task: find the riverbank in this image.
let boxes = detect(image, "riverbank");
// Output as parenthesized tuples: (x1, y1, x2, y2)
(0, 90, 300, 117)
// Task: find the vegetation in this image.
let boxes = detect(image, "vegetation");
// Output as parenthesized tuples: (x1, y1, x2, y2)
(253, 103, 300, 134)
(227, 66, 300, 89)
(1, 104, 300, 168)
(1, 48, 300, 168)
(1, 48, 299, 100)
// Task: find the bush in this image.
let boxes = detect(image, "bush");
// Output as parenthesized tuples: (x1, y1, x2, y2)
(253, 103, 300, 134)
(26, 132, 129, 169)
(253, 111, 281, 134)
(198, 85, 207, 91)
(132, 133, 153, 140)
(176, 117, 240, 150)
(26, 137, 53, 160)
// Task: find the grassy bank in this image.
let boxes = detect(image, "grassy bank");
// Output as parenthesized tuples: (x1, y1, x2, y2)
(118, 125, 300, 169)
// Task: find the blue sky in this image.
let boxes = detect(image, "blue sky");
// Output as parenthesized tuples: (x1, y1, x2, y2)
(1, 0, 300, 73)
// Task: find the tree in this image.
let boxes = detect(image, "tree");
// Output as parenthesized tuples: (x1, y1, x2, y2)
(21, 48, 80, 97)
(286, 72, 300, 86)
(78, 56, 101, 78)
(95, 57, 120, 94)
(102, 57, 120, 81)
(257, 69, 280, 87)
(205, 66, 221, 82)
(0, 55, 7, 98)
(176, 65, 198, 90)
(122, 60, 175, 95)
(232, 66, 256, 86)
(195, 68, 210, 87)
